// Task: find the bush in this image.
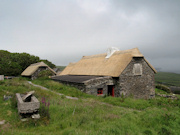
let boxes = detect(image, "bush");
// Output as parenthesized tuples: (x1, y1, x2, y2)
(156, 84, 171, 93)
(120, 93, 125, 102)
(38, 70, 53, 78)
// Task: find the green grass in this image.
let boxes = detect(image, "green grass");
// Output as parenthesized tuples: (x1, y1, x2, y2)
(155, 72, 180, 86)
(0, 78, 180, 135)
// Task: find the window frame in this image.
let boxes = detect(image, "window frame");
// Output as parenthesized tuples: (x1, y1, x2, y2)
(97, 88, 103, 95)
(133, 63, 142, 76)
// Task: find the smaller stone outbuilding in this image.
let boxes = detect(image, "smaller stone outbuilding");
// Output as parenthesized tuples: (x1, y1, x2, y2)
(21, 62, 56, 80)
(0, 75, 4, 81)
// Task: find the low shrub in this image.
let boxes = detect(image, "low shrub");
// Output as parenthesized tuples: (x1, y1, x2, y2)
(39, 97, 50, 125)
(120, 93, 125, 102)
(38, 70, 53, 78)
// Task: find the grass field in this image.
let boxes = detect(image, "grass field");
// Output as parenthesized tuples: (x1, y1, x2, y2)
(0, 78, 180, 135)
(155, 72, 180, 86)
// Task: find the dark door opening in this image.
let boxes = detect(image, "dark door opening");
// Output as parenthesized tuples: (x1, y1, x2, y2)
(108, 85, 114, 97)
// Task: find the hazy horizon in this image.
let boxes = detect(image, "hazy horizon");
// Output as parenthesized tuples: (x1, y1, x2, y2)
(1, 0, 180, 73)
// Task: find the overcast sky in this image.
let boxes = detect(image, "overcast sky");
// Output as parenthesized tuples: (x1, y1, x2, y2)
(0, 0, 180, 73)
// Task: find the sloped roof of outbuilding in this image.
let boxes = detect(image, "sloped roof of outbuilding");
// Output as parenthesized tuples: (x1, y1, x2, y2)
(52, 75, 106, 84)
(59, 48, 156, 77)
(21, 62, 56, 76)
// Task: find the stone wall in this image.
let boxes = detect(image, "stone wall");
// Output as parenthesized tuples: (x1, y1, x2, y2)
(170, 86, 180, 94)
(31, 67, 47, 80)
(118, 57, 155, 99)
(0, 75, 4, 81)
(84, 77, 114, 96)
(31, 67, 56, 80)
(53, 77, 114, 96)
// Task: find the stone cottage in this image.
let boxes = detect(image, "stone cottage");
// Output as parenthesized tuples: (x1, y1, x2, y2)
(52, 48, 157, 99)
(21, 62, 56, 80)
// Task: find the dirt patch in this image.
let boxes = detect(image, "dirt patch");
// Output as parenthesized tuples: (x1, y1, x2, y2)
(0, 122, 12, 133)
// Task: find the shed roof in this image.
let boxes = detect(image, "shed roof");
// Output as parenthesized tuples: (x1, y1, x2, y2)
(52, 75, 105, 83)
(59, 48, 156, 77)
(21, 62, 56, 76)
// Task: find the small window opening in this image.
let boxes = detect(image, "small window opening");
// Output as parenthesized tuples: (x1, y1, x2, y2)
(133, 63, 142, 75)
(97, 88, 103, 95)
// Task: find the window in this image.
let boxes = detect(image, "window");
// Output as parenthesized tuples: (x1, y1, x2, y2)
(97, 88, 103, 95)
(133, 63, 142, 75)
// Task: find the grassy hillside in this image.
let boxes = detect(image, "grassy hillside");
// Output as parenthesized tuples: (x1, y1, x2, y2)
(155, 72, 180, 86)
(0, 78, 180, 135)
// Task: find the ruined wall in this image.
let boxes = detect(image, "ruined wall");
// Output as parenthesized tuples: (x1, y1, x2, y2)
(117, 58, 155, 99)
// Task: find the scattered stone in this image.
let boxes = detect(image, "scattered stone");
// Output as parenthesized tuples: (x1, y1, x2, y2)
(0, 120, 5, 125)
(22, 91, 35, 102)
(156, 93, 178, 100)
(32, 114, 40, 119)
(21, 118, 28, 122)
(3, 95, 12, 101)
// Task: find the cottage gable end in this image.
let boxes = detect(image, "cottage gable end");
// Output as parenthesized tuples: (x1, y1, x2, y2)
(118, 57, 155, 99)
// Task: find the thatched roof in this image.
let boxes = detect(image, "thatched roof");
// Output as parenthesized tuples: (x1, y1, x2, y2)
(59, 48, 156, 77)
(21, 62, 56, 76)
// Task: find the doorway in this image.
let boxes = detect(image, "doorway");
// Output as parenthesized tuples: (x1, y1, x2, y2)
(108, 85, 114, 97)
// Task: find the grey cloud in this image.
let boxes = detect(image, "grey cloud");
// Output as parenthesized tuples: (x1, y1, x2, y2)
(0, 0, 180, 73)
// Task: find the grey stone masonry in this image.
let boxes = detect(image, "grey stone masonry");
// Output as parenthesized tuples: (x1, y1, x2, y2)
(84, 76, 114, 95)
(118, 58, 155, 99)
(16, 93, 40, 114)
(22, 91, 35, 102)
(0, 75, 4, 81)
(31, 67, 47, 80)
